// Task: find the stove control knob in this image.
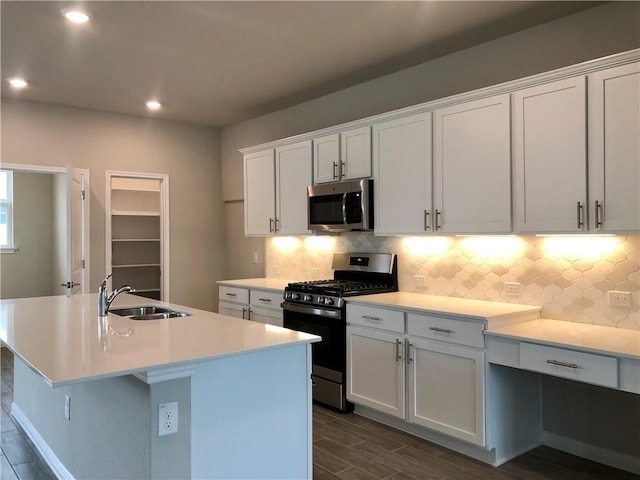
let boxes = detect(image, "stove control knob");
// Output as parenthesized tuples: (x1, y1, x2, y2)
(317, 296, 325, 304)
(303, 294, 313, 302)
(291, 293, 300, 301)
(324, 297, 334, 306)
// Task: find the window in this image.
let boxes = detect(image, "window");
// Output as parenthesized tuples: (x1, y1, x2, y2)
(0, 170, 14, 251)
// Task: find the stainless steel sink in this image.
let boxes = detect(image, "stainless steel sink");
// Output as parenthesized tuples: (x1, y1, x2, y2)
(110, 305, 191, 320)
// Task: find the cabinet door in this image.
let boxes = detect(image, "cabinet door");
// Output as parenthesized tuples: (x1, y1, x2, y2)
(588, 63, 640, 232)
(514, 77, 587, 233)
(373, 112, 432, 235)
(275, 140, 312, 235)
(433, 95, 511, 233)
(408, 338, 485, 446)
(250, 307, 283, 327)
(244, 149, 275, 236)
(346, 326, 405, 418)
(341, 126, 371, 180)
(218, 301, 247, 319)
(313, 133, 340, 184)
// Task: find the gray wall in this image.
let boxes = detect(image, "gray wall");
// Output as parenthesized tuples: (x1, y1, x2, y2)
(0, 172, 55, 299)
(1, 101, 224, 311)
(220, 1, 640, 277)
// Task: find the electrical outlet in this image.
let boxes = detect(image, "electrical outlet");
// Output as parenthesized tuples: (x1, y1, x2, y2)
(608, 291, 632, 307)
(252, 252, 259, 264)
(158, 401, 178, 436)
(413, 275, 426, 288)
(503, 282, 523, 298)
(64, 394, 71, 421)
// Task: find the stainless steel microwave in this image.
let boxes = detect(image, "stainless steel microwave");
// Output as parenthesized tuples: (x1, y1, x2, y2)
(307, 179, 373, 232)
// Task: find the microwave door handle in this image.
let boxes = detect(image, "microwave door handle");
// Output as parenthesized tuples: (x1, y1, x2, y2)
(342, 193, 348, 225)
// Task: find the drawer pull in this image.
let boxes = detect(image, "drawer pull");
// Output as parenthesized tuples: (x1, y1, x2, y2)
(362, 315, 382, 321)
(258, 298, 272, 302)
(225, 293, 237, 297)
(429, 327, 454, 334)
(546, 359, 578, 369)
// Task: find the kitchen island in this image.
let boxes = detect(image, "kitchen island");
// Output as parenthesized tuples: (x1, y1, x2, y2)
(0, 293, 319, 479)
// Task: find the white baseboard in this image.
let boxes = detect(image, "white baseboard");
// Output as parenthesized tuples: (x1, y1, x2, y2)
(10, 402, 74, 480)
(542, 430, 640, 475)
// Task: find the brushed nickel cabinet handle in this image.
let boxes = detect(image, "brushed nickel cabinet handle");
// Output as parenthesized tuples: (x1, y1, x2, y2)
(546, 359, 578, 369)
(275, 218, 280, 233)
(258, 298, 272, 302)
(340, 161, 346, 180)
(269, 218, 274, 233)
(362, 315, 382, 321)
(576, 202, 584, 229)
(595, 200, 603, 229)
(332, 162, 338, 179)
(424, 210, 430, 231)
(224, 292, 237, 297)
(407, 341, 414, 364)
(435, 209, 442, 231)
(429, 326, 454, 334)
(395, 339, 403, 361)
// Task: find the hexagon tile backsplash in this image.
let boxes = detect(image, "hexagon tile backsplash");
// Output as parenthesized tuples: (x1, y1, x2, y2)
(266, 234, 640, 330)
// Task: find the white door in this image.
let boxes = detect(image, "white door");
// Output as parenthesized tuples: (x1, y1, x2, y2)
(244, 149, 275, 236)
(65, 168, 87, 296)
(433, 95, 512, 233)
(408, 338, 485, 446)
(275, 140, 312, 235)
(588, 62, 640, 232)
(373, 112, 433, 235)
(346, 326, 405, 418)
(514, 77, 587, 233)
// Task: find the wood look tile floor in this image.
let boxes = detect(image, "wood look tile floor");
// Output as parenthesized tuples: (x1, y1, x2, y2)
(0, 347, 637, 479)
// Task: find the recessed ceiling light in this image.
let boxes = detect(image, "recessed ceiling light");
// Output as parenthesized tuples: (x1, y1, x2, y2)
(8, 78, 28, 89)
(61, 8, 90, 24)
(146, 100, 162, 111)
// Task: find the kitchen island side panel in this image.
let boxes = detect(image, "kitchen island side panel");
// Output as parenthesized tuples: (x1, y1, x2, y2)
(12, 357, 151, 479)
(191, 342, 312, 480)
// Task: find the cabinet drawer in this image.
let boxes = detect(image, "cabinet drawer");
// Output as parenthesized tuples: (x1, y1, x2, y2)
(219, 286, 249, 304)
(347, 304, 405, 333)
(520, 342, 618, 388)
(250, 290, 282, 308)
(407, 313, 484, 348)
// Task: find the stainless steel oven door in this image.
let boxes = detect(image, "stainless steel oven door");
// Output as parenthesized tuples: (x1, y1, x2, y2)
(282, 302, 350, 410)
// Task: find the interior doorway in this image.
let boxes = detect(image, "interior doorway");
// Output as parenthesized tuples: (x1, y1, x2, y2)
(0, 164, 90, 299)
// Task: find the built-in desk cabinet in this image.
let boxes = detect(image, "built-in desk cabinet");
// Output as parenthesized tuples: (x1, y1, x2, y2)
(313, 126, 371, 184)
(244, 141, 312, 236)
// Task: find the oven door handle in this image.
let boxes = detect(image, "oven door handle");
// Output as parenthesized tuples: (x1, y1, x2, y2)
(281, 302, 342, 319)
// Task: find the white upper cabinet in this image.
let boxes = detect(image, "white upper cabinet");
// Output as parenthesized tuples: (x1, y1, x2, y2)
(244, 149, 276, 236)
(588, 62, 640, 232)
(313, 126, 371, 184)
(275, 140, 313, 235)
(433, 95, 512, 234)
(373, 112, 433, 235)
(244, 141, 312, 236)
(513, 77, 588, 233)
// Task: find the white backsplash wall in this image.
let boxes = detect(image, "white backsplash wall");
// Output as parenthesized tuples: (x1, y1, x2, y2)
(266, 234, 640, 330)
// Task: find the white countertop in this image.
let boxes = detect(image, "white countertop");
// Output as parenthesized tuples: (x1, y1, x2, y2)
(347, 292, 541, 324)
(486, 319, 640, 359)
(0, 293, 318, 387)
(217, 278, 293, 292)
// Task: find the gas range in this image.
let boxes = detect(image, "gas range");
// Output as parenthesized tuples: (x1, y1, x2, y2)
(281, 252, 398, 411)
(284, 279, 396, 308)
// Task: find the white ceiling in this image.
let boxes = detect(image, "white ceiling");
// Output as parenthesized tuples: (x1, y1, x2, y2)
(1, 1, 601, 128)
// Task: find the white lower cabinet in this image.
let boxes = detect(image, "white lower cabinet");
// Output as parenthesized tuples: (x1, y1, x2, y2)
(346, 326, 405, 418)
(218, 286, 283, 327)
(346, 304, 487, 447)
(408, 338, 485, 446)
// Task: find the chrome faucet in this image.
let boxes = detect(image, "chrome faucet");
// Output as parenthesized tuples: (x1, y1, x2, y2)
(98, 274, 135, 316)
